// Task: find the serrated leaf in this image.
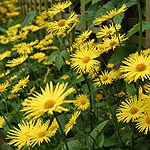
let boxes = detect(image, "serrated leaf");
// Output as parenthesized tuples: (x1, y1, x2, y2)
(127, 21, 150, 38)
(21, 10, 38, 27)
(55, 55, 64, 70)
(46, 51, 60, 62)
(125, 82, 137, 96)
(60, 50, 70, 60)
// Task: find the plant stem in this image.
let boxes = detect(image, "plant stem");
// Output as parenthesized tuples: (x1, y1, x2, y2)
(53, 113, 69, 150)
(137, 0, 143, 51)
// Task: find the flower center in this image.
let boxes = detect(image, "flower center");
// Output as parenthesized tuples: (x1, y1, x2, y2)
(145, 117, 150, 124)
(44, 99, 55, 109)
(110, 41, 117, 47)
(81, 35, 86, 40)
(130, 107, 138, 114)
(136, 62, 146, 72)
(81, 99, 86, 105)
(57, 19, 66, 27)
(38, 131, 46, 138)
(102, 75, 108, 81)
(107, 30, 113, 34)
(82, 56, 90, 63)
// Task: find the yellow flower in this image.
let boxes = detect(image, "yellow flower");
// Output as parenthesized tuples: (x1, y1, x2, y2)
(95, 93, 104, 102)
(6, 55, 28, 67)
(30, 119, 58, 147)
(0, 82, 9, 92)
(0, 116, 5, 128)
(94, 70, 117, 86)
(64, 111, 80, 135)
(11, 75, 29, 93)
(21, 82, 75, 119)
(120, 53, 150, 83)
(0, 50, 11, 61)
(61, 74, 69, 80)
(96, 24, 121, 38)
(0, 70, 10, 79)
(74, 94, 90, 111)
(94, 4, 127, 25)
(136, 110, 150, 135)
(116, 96, 148, 123)
(47, 11, 79, 35)
(107, 63, 114, 69)
(30, 52, 47, 62)
(70, 42, 100, 74)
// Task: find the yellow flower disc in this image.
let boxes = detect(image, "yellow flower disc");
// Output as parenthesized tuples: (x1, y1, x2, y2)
(145, 117, 150, 124)
(136, 63, 146, 72)
(57, 19, 66, 27)
(82, 56, 90, 63)
(38, 131, 46, 138)
(44, 100, 55, 109)
(130, 107, 138, 114)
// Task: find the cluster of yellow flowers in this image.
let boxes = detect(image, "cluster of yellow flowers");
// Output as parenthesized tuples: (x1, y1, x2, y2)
(0, 0, 150, 149)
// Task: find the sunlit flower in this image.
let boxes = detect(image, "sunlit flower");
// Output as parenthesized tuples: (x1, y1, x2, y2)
(0, 116, 5, 128)
(116, 96, 148, 123)
(136, 110, 150, 135)
(21, 82, 75, 119)
(47, 11, 79, 35)
(94, 70, 117, 86)
(11, 75, 29, 93)
(61, 74, 69, 80)
(74, 94, 90, 111)
(30, 52, 47, 62)
(70, 42, 100, 74)
(96, 24, 121, 38)
(0, 82, 9, 92)
(95, 93, 104, 102)
(94, 4, 127, 25)
(6, 55, 28, 67)
(64, 111, 80, 135)
(0, 50, 11, 61)
(120, 53, 150, 83)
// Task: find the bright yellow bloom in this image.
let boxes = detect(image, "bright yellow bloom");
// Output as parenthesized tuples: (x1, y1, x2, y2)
(116, 96, 148, 123)
(61, 74, 69, 80)
(96, 24, 121, 38)
(94, 4, 127, 25)
(64, 111, 80, 135)
(11, 75, 29, 93)
(21, 82, 75, 119)
(0, 50, 11, 61)
(30, 52, 47, 62)
(0, 82, 9, 92)
(70, 42, 100, 74)
(0, 116, 5, 128)
(6, 55, 28, 67)
(47, 11, 79, 35)
(136, 110, 150, 135)
(94, 70, 117, 86)
(120, 53, 150, 83)
(74, 94, 90, 111)
(0, 70, 10, 79)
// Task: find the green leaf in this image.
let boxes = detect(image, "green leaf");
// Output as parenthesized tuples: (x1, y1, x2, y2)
(113, 13, 125, 24)
(95, 132, 104, 148)
(46, 51, 60, 62)
(66, 140, 84, 150)
(127, 21, 150, 38)
(55, 55, 64, 70)
(0, 27, 6, 33)
(60, 50, 70, 60)
(92, 0, 101, 5)
(0, 143, 13, 150)
(87, 120, 109, 149)
(125, 82, 137, 96)
(21, 10, 38, 27)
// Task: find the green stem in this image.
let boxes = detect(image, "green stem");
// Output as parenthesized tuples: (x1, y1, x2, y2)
(53, 113, 69, 150)
(137, 0, 143, 52)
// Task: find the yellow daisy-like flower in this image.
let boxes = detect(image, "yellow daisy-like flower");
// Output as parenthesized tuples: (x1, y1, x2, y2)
(94, 70, 117, 86)
(74, 29, 92, 46)
(61, 74, 69, 80)
(30, 52, 47, 62)
(70, 42, 100, 74)
(47, 11, 79, 35)
(102, 34, 127, 52)
(7, 120, 33, 150)
(94, 4, 127, 25)
(21, 82, 75, 119)
(6, 55, 28, 67)
(0, 116, 5, 128)
(96, 24, 121, 38)
(116, 96, 148, 123)
(11, 75, 29, 93)
(120, 53, 150, 83)
(0, 82, 9, 92)
(74, 94, 90, 111)
(0, 70, 10, 79)
(30, 119, 58, 147)
(0, 50, 11, 61)
(107, 63, 114, 69)
(64, 111, 80, 135)
(48, 0, 72, 18)
(136, 110, 150, 135)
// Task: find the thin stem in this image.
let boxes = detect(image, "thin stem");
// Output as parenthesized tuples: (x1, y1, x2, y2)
(53, 113, 69, 150)
(137, 0, 143, 51)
